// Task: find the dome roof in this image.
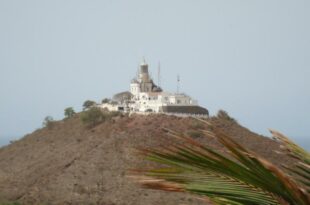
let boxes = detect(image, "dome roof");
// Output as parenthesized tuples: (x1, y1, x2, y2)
(131, 78, 138, 83)
(112, 91, 133, 102)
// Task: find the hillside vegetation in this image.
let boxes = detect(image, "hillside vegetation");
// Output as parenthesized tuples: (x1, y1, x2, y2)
(0, 113, 293, 205)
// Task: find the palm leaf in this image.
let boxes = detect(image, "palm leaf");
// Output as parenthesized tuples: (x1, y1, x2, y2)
(270, 129, 310, 164)
(134, 122, 310, 205)
(270, 129, 310, 190)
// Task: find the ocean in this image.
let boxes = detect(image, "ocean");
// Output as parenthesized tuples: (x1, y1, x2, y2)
(293, 137, 310, 151)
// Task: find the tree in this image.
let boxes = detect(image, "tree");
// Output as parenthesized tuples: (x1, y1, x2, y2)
(42, 116, 55, 129)
(135, 120, 310, 205)
(83, 100, 96, 110)
(101, 98, 111, 104)
(64, 107, 75, 118)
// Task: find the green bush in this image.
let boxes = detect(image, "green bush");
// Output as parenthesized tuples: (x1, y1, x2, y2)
(64, 107, 75, 118)
(80, 108, 122, 127)
(80, 107, 105, 127)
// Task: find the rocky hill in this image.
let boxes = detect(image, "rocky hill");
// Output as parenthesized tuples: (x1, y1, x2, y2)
(0, 113, 293, 205)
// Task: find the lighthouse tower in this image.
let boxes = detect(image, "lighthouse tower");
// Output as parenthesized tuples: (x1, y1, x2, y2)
(138, 59, 153, 92)
(130, 59, 153, 96)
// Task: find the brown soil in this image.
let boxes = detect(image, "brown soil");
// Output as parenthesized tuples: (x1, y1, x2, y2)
(0, 114, 293, 205)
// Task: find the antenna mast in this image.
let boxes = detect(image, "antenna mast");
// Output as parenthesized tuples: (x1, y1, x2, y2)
(157, 62, 161, 87)
(177, 75, 180, 94)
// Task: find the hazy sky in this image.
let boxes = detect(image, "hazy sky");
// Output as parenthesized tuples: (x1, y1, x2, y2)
(0, 1, 309, 147)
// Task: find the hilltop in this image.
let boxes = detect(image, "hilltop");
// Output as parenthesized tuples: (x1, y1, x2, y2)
(0, 113, 293, 205)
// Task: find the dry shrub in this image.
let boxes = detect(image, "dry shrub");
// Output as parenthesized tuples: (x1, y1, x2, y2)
(217, 110, 237, 123)
(187, 130, 204, 139)
(80, 108, 122, 128)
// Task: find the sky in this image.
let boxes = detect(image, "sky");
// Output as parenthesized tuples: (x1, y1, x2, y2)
(0, 0, 309, 148)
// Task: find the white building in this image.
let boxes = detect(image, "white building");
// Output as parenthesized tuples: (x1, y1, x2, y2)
(100, 59, 208, 116)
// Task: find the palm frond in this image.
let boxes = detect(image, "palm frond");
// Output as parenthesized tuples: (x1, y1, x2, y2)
(270, 129, 310, 190)
(270, 129, 310, 164)
(134, 122, 310, 205)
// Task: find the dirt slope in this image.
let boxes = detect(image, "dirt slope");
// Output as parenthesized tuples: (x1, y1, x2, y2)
(0, 114, 292, 205)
